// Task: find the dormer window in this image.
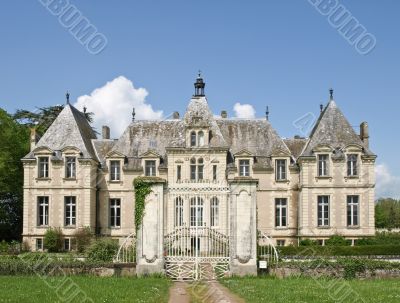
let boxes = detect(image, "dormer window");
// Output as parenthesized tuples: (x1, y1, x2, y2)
(38, 157, 49, 178)
(110, 160, 121, 181)
(239, 160, 250, 177)
(145, 160, 156, 177)
(276, 159, 287, 181)
(318, 154, 329, 177)
(190, 131, 197, 147)
(198, 131, 205, 146)
(347, 154, 358, 176)
(65, 157, 76, 179)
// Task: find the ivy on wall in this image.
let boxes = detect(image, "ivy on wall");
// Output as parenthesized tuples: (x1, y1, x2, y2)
(133, 177, 154, 232)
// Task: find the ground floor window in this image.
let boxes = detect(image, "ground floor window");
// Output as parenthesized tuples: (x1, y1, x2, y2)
(275, 198, 287, 227)
(210, 197, 219, 227)
(317, 195, 329, 227)
(190, 197, 204, 227)
(276, 240, 285, 247)
(36, 238, 43, 251)
(64, 238, 71, 251)
(347, 195, 359, 226)
(175, 197, 184, 227)
(110, 198, 121, 228)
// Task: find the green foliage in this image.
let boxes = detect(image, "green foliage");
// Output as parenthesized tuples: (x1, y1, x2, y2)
(325, 235, 350, 246)
(43, 228, 64, 253)
(279, 244, 400, 256)
(375, 198, 400, 228)
(133, 177, 154, 231)
(299, 239, 318, 246)
(73, 227, 93, 253)
(86, 238, 118, 262)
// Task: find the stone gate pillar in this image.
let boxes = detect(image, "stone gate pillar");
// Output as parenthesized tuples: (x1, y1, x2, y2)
(136, 180, 165, 275)
(229, 179, 258, 276)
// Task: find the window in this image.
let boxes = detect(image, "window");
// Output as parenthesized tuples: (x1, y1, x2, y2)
(276, 240, 285, 247)
(190, 197, 204, 227)
(64, 238, 71, 251)
(275, 198, 287, 227)
(239, 160, 250, 177)
(38, 157, 49, 178)
(190, 158, 196, 180)
(65, 157, 76, 178)
(190, 131, 196, 147)
(347, 154, 358, 176)
(198, 131, 204, 146)
(145, 160, 156, 176)
(276, 160, 287, 180)
(177, 165, 181, 181)
(37, 196, 49, 226)
(197, 158, 204, 180)
(317, 196, 329, 227)
(175, 197, 184, 227)
(212, 165, 217, 181)
(347, 195, 359, 226)
(65, 196, 76, 226)
(110, 160, 121, 181)
(318, 155, 329, 177)
(210, 197, 219, 227)
(36, 238, 43, 251)
(110, 199, 121, 228)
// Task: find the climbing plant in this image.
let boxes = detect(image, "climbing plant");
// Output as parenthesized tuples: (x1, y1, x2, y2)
(133, 177, 154, 232)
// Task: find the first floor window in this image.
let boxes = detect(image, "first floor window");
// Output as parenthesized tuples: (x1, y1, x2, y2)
(65, 157, 76, 178)
(190, 197, 204, 227)
(276, 159, 287, 180)
(177, 165, 181, 181)
(36, 238, 43, 251)
(318, 154, 329, 177)
(198, 131, 205, 146)
(210, 197, 219, 227)
(239, 160, 250, 177)
(190, 158, 196, 180)
(110, 199, 121, 227)
(275, 198, 287, 227)
(145, 160, 156, 176)
(347, 195, 359, 226)
(212, 165, 217, 181)
(198, 158, 204, 180)
(65, 196, 76, 226)
(110, 160, 121, 181)
(38, 157, 49, 178)
(317, 196, 330, 227)
(37, 196, 49, 226)
(175, 197, 184, 227)
(347, 154, 358, 176)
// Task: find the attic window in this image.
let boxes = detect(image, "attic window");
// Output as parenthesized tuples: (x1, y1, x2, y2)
(145, 160, 156, 177)
(190, 131, 196, 147)
(198, 131, 204, 146)
(239, 160, 250, 177)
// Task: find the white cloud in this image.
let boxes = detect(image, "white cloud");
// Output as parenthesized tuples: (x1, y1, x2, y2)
(233, 102, 256, 119)
(74, 76, 163, 138)
(375, 163, 400, 199)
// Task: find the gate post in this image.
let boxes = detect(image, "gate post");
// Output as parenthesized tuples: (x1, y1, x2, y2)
(229, 179, 258, 276)
(136, 180, 165, 276)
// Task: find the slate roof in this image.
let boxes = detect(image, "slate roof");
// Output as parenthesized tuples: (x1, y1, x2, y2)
(300, 100, 375, 158)
(284, 138, 308, 159)
(24, 104, 97, 159)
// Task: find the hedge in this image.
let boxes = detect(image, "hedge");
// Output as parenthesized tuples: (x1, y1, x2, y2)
(279, 245, 400, 257)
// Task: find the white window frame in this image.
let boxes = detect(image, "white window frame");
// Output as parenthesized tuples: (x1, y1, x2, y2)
(347, 154, 358, 176)
(38, 157, 49, 178)
(317, 195, 330, 227)
(190, 131, 197, 147)
(64, 196, 76, 226)
(175, 197, 184, 227)
(239, 159, 250, 177)
(318, 154, 329, 177)
(275, 159, 287, 181)
(36, 238, 43, 251)
(190, 197, 204, 227)
(65, 157, 76, 179)
(210, 197, 219, 227)
(347, 195, 359, 227)
(145, 160, 156, 176)
(110, 160, 121, 181)
(37, 196, 49, 226)
(275, 198, 287, 228)
(110, 198, 121, 228)
(198, 131, 205, 146)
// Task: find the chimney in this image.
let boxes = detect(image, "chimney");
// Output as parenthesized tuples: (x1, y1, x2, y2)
(102, 126, 110, 139)
(173, 111, 180, 119)
(221, 110, 227, 119)
(360, 122, 369, 147)
(30, 128, 38, 151)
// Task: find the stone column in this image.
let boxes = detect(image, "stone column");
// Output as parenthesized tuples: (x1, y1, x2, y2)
(229, 179, 258, 276)
(136, 180, 165, 275)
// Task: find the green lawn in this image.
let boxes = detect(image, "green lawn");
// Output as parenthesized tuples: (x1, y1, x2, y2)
(221, 277, 400, 303)
(0, 276, 171, 303)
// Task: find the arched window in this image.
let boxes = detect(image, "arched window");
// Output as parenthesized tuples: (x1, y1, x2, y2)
(190, 197, 204, 227)
(197, 158, 204, 180)
(198, 131, 204, 146)
(190, 131, 196, 147)
(210, 197, 219, 227)
(190, 158, 196, 180)
(175, 197, 184, 227)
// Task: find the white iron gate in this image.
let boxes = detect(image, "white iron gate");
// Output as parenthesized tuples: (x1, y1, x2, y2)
(164, 226, 230, 281)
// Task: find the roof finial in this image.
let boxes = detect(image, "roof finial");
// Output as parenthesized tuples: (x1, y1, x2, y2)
(198, 70, 202, 78)
(329, 88, 334, 100)
(83, 106, 87, 113)
(132, 107, 136, 122)
(320, 104, 323, 113)
(194, 71, 205, 97)
(266, 106, 270, 121)
(66, 91, 70, 104)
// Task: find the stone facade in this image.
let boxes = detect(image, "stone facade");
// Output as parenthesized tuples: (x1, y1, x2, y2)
(22, 77, 376, 274)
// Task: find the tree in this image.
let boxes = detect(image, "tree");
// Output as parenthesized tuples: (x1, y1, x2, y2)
(0, 109, 29, 241)
(375, 198, 400, 229)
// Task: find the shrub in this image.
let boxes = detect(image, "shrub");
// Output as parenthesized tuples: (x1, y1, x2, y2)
(87, 238, 119, 262)
(325, 235, 350, 246)
(279, 245, 400, 256)
(44, 228, 64, 253)
(74, 227, 93, 253)
(299, 239, 318, 246)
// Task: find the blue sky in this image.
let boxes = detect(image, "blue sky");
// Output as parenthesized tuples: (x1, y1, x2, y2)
(0, 1, 399, 198)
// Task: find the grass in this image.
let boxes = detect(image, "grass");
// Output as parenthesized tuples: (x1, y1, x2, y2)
(221, 276, 400, 303)
(0, 276, 171, 303)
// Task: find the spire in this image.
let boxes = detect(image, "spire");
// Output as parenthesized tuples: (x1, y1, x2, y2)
(329, 88, 334, 101)
(132, 107, 136, 122)
(194, 71, 205, 97)
(66, 91, 70, 104)
(265, 106, 269, 120)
